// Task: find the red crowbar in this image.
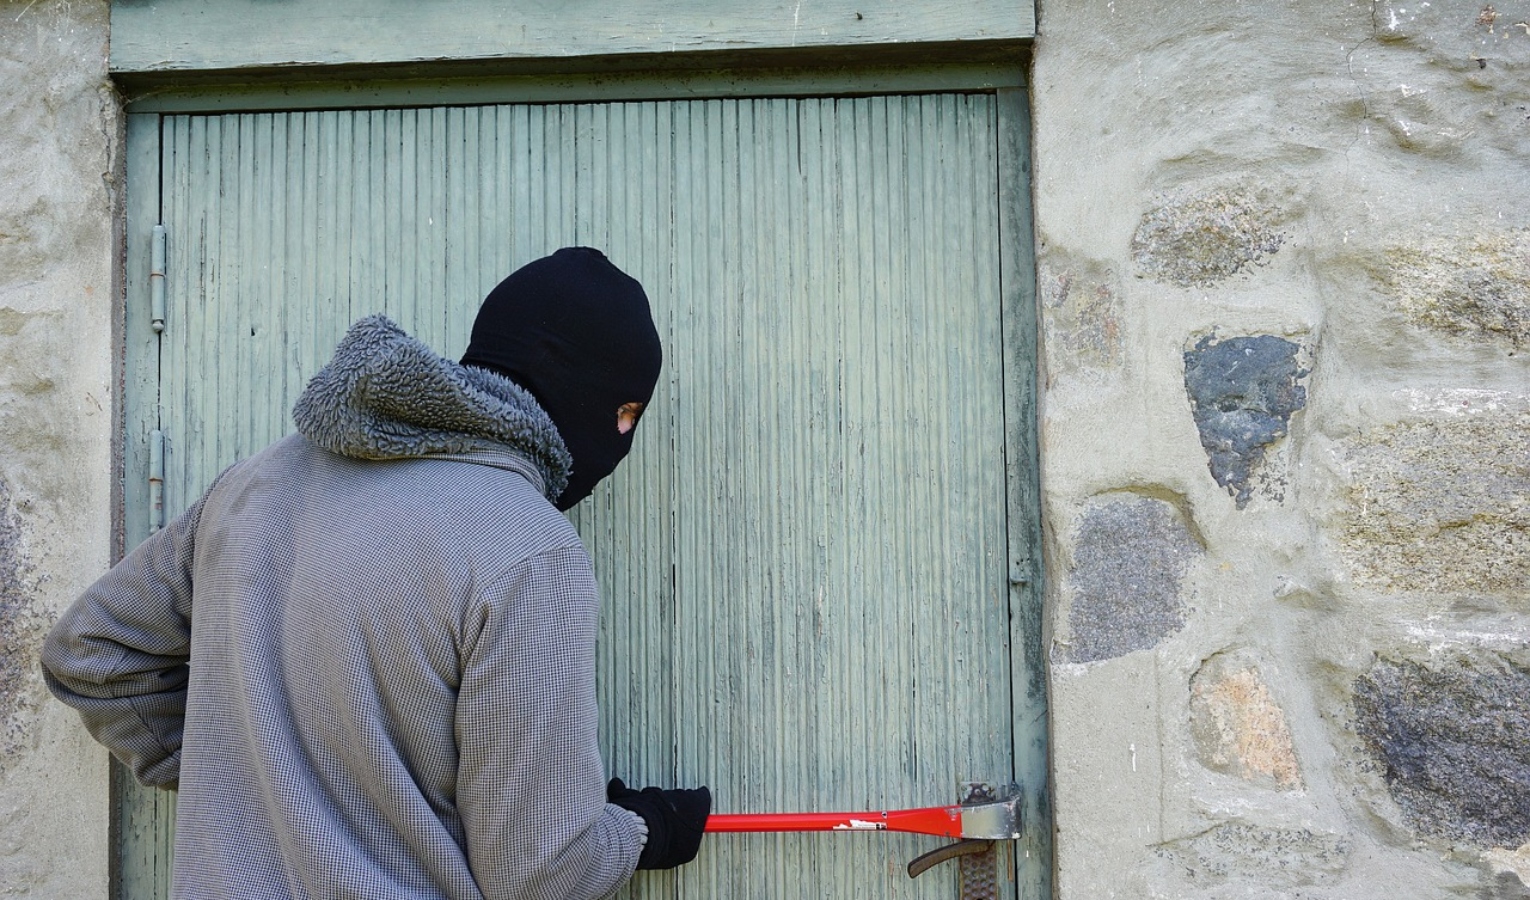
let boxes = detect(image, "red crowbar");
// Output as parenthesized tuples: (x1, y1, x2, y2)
(705, 795, 1021, 841)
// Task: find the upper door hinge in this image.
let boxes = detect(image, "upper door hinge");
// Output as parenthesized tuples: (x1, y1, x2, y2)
(150, 223, 167, 334)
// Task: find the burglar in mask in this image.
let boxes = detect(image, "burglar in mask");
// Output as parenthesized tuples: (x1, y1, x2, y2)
(42, 247, 709, 899)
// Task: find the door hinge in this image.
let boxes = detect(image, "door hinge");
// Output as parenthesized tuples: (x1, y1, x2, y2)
(150, 223, 167, 334)
(149, 428, 165, 533)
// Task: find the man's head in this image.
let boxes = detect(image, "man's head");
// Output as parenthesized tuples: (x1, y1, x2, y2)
(462, 247, 662, 510)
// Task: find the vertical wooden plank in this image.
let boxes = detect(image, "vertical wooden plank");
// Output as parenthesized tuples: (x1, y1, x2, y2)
(586, 98, 680, 824)
(504, 104, 530, 271)
(373, 108, 395, 323)
(422, 106, 447, 341)
(291, 111, 319, 421)
(169, 110, 195, 518)
(446, 105, 474, 342)
(119, 112, 162, 589)
(266, 110, 298, 444)
(553, 103, 579, 248)
(355, 109, 381, 328)
(116, 110, 173, 900)
(245, 112, 274, 458)
(317, 109, 349, 383)
(996, 85, 1049, 900)
(799, 107, 836, 867)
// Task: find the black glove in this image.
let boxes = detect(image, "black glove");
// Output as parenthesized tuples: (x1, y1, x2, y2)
(607, 778, 711, 870)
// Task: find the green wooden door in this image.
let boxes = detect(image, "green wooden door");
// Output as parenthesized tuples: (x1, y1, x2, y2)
(121, 85, 1044, 899)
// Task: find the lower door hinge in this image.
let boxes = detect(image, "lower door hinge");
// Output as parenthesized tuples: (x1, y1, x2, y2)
(149, 429, 165, 533)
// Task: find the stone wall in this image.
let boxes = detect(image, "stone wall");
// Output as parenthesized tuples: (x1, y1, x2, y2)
(1034, 0, 1529, 897)
(0, 0, 116, 895)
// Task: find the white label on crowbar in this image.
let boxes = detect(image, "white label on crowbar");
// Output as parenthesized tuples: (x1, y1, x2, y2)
(833, 819, 887, 831)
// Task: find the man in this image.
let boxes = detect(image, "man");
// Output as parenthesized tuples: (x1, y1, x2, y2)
(42, 247, 709, 899)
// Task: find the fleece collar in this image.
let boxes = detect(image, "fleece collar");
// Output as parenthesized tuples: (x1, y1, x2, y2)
(291, 315, 571, 501)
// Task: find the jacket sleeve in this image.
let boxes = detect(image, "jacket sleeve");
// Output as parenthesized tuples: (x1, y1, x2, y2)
(456, 543, 645, 900)
(39, 491, 208, 789)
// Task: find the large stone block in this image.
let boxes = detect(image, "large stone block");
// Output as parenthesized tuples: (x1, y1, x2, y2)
(1156, 821, 1351, 890)
(1338, 409, 1529, 598)
(1040, 265, 1123, 370)
(1065, 496, 1201, 663)
(1354, 653, 1530, 848)
(1372, 230, 1530, 350)
(1131, 187, 1285, 288)
(1183, 334, 1308, 509)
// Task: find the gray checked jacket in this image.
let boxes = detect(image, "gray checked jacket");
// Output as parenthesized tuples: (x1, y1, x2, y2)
(42, 315, 645, 899)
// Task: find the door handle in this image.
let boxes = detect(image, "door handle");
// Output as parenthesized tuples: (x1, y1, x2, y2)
(906, 838, 994, 877)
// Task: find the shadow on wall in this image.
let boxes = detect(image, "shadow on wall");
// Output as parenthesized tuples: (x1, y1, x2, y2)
(0, 477, 46, 764)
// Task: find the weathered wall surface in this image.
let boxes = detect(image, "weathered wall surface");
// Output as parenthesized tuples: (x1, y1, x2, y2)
(1034, 0, 1529, 897)
(0, 0, 116, 895)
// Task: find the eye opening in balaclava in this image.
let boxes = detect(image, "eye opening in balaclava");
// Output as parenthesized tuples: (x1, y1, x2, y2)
(461, 246, 662, 510)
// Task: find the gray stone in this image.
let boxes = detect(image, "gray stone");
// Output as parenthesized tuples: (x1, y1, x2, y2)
(1354, 653, 1530, 848)
(1157, 822, 1351, 889)
(1339, 411, 1530, 599)
(1066, 497, 1200, 663)
(1183, 335, 1308, 509)
(1131, 188, 1285, 287)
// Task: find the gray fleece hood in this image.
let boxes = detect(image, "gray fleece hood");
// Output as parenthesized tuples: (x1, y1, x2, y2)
(292, 315, 572, 501)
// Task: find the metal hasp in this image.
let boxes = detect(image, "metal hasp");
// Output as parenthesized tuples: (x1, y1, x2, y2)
(906, 782, 1019, 899)
(951, 782, 1021, 840)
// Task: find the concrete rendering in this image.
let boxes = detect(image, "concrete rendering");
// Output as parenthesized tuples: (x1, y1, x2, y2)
(1, 1, 116, 895)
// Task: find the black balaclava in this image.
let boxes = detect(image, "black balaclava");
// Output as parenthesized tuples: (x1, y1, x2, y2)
(461, 247, 662, 510)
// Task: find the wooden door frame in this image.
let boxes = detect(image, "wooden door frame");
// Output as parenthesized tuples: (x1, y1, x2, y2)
(118, 67, 1047, 899)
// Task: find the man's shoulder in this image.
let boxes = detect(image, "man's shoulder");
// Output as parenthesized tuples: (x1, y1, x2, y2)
(220, 433, 583, 560)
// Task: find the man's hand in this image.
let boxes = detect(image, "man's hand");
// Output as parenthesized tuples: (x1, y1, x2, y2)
(607, 778, 711, 870)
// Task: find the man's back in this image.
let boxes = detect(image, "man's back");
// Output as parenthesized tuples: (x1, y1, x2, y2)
(44, 313, 649, 900)
(175, 433, 610, 898)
